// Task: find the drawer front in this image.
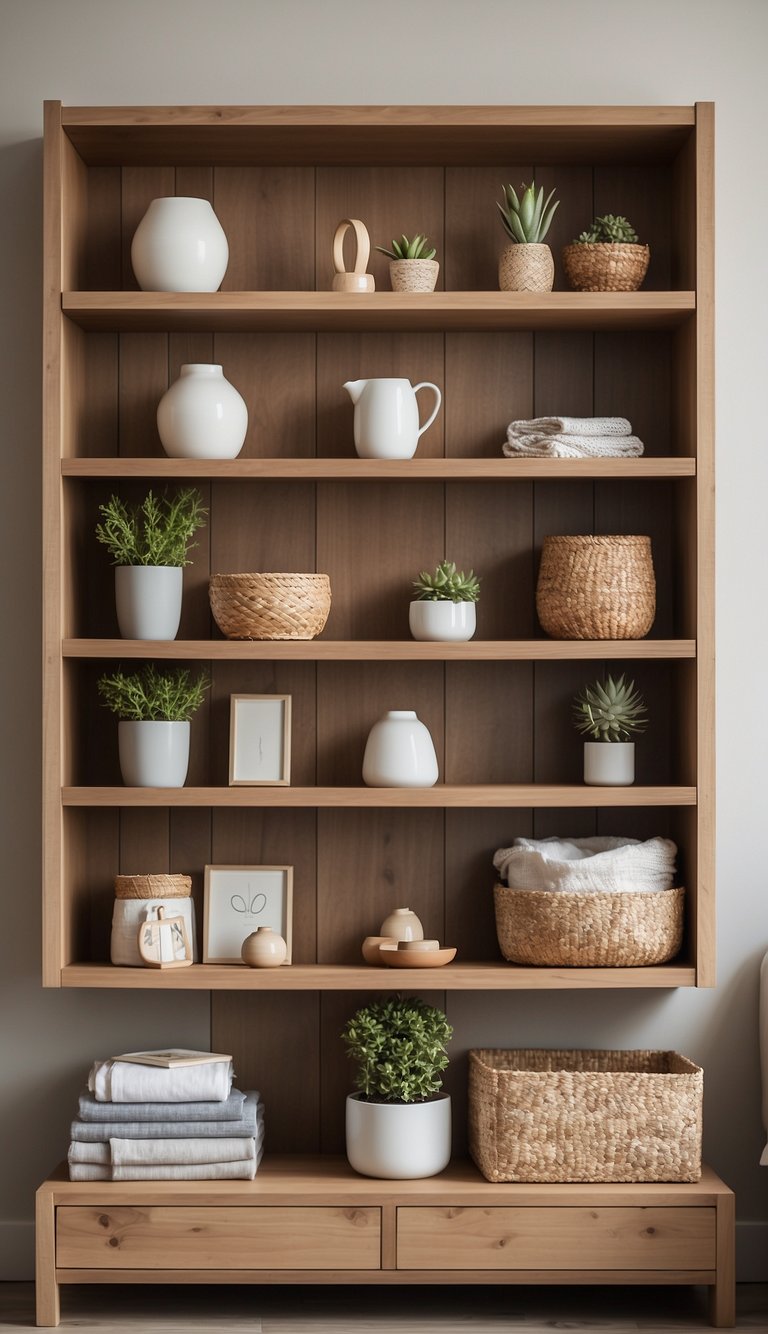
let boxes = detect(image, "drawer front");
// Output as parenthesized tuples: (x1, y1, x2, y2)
(57, 1206, 381, 1270)
(397, 1206, 715, 1270)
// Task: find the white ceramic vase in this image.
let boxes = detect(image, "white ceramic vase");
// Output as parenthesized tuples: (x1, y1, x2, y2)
(118, 720, 191, 787)
(362, 710, 439, 787)
(346, 1093, 451, 1179)
(409, 600, 476, 642)
(157, 364, 248, 459)
(584, 741, 635, 786)
(114, 566, 183, 640)
(131, 197, 229, 292)
(343, 378, 442, 459)
(241, 927, 288, 968)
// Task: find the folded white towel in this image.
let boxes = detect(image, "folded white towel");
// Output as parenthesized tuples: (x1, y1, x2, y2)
(509, 416, 633, 437)
(110, 1136, 257, 1167)
(68, 1163, 111, 1181)
(69, 1141, 111, 1166)
(503, 433, 644, 458)
(493, 836, 677, 894)
(112, 1155, 260, 1181)
(89, 1057, 233, 1104)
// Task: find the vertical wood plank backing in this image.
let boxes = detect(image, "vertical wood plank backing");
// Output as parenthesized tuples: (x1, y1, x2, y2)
(83, 808, 120, 964)
(216, 167, 315, 291)
(118, 334, 167, 457)
(445, 481, 534, 638)
(215, 333, 317, 458)
(594, 165, 672, 290)
(82, 334, 118, 457)
(445, 809, 532, 961)
(445, 333, 532, 457)
(446, 663, 533, 783)
(120, 808, 170, 876)
(84, 167, 121, 289)
(317, 334, 445, 460)
(210, 480, 316, 581)
(594, 332, 671, 459)
(169, 808, 212, 961)
(120, 166, 175, 289)
(168, 332, 213, 641)
(445, 166, 531, 290)
(317, 662, 444, 784)
(537, 165, 593, 292)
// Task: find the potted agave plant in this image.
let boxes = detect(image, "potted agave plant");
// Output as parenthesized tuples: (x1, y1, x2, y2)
(98, 664, 209, 787)
(562, 214, 650, 292)
(343, 996, 452, 1179)
(376, 233, 439, 292)
(497, 181, 560, 292)
(573, 673, 648, 786)
(409, 559, 480, 642)
(96, 488, 207, 641)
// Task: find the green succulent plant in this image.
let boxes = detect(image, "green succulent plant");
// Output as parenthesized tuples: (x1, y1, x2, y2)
(575, 214, 640, 245)
(497, 181, 559, 244)
(376, 233, 437, 261)
(342, 997, 452, 1104)
(95, 488, 207, 567)
(572, 674, 648, 743)
(98, 665, 209, 722)
(412, 560, 480, 604)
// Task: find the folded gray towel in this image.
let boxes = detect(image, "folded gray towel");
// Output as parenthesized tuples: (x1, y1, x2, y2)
(77, 1087, 247, 1123)
(68, 1147, 263, 1183)
(71, 1091, 262, 1142)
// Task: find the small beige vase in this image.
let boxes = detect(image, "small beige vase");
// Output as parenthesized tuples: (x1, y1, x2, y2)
(389, 259, 439, 292)
(498, 243, 554, 293)
(241, 927, 288, 968)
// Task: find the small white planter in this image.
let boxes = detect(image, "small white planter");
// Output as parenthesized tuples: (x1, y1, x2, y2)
(157, 364, 248, 460)
(118, 720, 190, 788)
(584, 741, 635, 786)
(131, 197, 229, 292)
(362, 710, 439, 788)
(409, 600, 476, 642)
(346, 1093, 451, 1179)
(114, 566, 183, 640)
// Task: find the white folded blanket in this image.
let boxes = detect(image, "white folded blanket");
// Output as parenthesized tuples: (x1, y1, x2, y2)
(509, 417, 634, 437)
(69, 1127, 262, 1167)
(494, 836, 677, 894)
(89, 1057, 233, 1104)
(69, 1153, 261, 1182)
(503, 434, 644, 458)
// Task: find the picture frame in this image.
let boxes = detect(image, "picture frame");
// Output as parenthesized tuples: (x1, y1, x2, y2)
(203, 865, 293, 965)
(228, 694, 291, 786)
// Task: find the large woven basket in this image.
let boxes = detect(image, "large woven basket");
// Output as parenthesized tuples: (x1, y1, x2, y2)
(536, 534, 655, 639)
(493, 884, 684, 967)
(115, 874, 192, 900)
(210, 573, 331, 640)
(469, 1048, 702, 1184)
(562, 242, 650, 292)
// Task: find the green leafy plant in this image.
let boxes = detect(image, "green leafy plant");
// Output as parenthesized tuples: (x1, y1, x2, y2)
(376, 233, 437, 261)
(412, 560, 480, 604)
(572, 674, 648, 743)
(95, 488, 207, 567)
(98, 665, 209, 722)
(575, 214, 640, 244)
(342, 997, 452, 1104)
(497, 181, 559, 244)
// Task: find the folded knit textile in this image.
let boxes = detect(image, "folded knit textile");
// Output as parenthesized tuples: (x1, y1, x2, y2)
(503, 415, 644, 458)
(89, 1055, 233, 1103)
(71, 1091, 261, 1142)
(493, 836, 677, 894)
(77, 1087, 246, 1122)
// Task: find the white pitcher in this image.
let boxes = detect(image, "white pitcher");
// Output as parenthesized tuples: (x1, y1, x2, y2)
(343, 378, 442, 459)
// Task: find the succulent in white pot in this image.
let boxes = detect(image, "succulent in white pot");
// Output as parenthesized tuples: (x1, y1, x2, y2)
(497, 180, 560, 292)
(376, 233, 439, 293)
(409, 560, 480, 642)
(573, 673, 648, 786)
(98, 665, 209, 788)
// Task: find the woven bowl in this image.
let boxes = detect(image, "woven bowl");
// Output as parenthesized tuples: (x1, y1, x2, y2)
(562, 242, 650, 292)
(494, 884, 684, 968)
(115, 874, 192, 900)
(209, 572, 331, 640)
(536, 534, 655, 640)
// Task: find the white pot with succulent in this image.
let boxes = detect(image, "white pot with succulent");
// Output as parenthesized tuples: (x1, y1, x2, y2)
(562, 214, 650, 293)
(573, 673, 648, 786)
(375, 233, 439, 292)
(409, 559, 480, 641)
(98, 665, 209, 788)
(497, 181, 560, 292)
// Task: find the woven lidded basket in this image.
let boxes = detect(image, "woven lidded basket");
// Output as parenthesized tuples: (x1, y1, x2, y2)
(469, 1048, 702, 1184)
(210, 573, 331, 640)
(562, 242, 650, 292)
(493, 884, 684, 967)
(536, 534, 655, 639)
(115, 874, 192, 900)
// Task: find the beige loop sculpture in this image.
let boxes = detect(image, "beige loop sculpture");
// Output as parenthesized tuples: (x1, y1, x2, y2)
(332, 218, 375, 293)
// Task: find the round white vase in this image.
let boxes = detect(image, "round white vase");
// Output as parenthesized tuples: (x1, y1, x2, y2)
(131, 197, 229, 292)
(157, 364, 248, 460)
(583, 741, 635, 786)
(118, 720, 191, 787)
(409, 600, 476, 642)
(114, 566, 183, 640)
(346, 1093, 451, 1179)
(362, 710, 439, 787)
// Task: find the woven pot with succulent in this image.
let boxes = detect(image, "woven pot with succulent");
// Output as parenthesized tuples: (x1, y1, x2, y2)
(573, 674, 648, 786)
(563, 213, 650, 292)
(497, 181, 560, 293)
(98, 664, 209, 788)
(376, 233, 439, 292)
(409, 560, 481, 642)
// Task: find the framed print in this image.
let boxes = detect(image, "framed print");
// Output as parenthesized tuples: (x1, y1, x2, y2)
(203, 865, 293, 964)
(229, 694, 291, 786)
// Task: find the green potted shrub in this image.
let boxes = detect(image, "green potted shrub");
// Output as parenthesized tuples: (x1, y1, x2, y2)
(376, 233, 439, 292)
(98, 665, 209, 787)
(562, 214, 650, 291)
(342, 996, 452, 1179)
(96, 488, 207, 641)
(409, 559, 480, 642)
(497, 181, 560, 292)
(573, 673, 647, 786)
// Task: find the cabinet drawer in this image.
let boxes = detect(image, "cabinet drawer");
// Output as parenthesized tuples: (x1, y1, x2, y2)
(397, 1206, 715, 1270)
(57, 1206, 381, 1270)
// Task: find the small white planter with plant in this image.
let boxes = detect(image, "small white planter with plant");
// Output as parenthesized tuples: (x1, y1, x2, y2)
(376, 233, 439, 292)
(497, 181, 560, 292)
(409, 560, 480, 642)
(573, 673, 648, 786)
(98, 665, 209, 788)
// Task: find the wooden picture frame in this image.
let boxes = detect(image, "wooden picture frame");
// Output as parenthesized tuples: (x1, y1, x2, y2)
(203, 865, 294, 964)
(228, 694, 292, 786)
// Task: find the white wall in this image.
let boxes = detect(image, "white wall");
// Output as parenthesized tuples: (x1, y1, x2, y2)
(1, 0, 766, 1281)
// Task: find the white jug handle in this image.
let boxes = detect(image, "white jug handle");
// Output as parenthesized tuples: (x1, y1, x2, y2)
(413, 382, 442, 439)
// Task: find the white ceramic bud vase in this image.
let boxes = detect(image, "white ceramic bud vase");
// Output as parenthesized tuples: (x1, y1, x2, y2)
(131, 197, 229, 292)
(362, 710, 439, 787)
(157, 364, 248, 460)
(118, 721, 190, 787)
(346, 1093, 451, 1179)
(409, 600, 476, 642)
(114, 566, 183, 640)
(583, 741, 635, 786)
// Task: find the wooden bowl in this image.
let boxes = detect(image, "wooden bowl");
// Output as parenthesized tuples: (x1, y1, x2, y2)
(379, 945, 457, 968)
(361, 935, 396, 965)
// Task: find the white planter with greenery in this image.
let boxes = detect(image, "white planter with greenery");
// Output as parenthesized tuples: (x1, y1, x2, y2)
(583, 741, 635, 786)
(346, 1093, 451, 1179)
(376, 233, 439, 292)
(409, 560, 480, 642)
(99, 665, 208, 788)
(119, 720, 191, 788)
(573, 674, 647, 788)
(497, 181, 559, 293)
(114, 566, 183, 641)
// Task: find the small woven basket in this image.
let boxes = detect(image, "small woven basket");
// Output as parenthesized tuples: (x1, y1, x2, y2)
(562, 242, 650, 292)
(493, 884, 684, 967)
(499, 243, 554, 293)
(210, 572, 331, 640)
(536, 534, 655, 639)
(469, 1048, 703, 1184)
(115, 874, 192, 900)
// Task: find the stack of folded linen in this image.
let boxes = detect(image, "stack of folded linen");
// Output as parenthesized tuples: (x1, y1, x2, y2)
(493, 835, 677, 894)
(503, 416, 644, 458)
(68, 1050, 264, 1181)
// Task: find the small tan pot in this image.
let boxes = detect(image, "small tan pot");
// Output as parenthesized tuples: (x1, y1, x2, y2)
(562, 242, 650, 292)
(498, 243, 554, 293)
(389, 259, 439, 292)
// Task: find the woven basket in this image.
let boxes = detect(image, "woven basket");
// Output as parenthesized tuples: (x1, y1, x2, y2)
(536, 534, 655, 639)
(493, 884, 684, 967)
(115, 874, 192, 900)
(210, 573, 331, 640)
(498, 243, 554, 292)
(562, 242, 650, 292)
(469, 1048, 702, 1184)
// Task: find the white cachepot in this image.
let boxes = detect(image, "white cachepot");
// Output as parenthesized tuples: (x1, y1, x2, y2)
(584, 741, 635, 786)
(114, 566, 183, 640)
(346, 1093, 451, 1179)
(131, 197, 229, 292)
(157, 364, 248, 460)
(362, 710, 439, 787)
(409, 600, 476, 642)
(118, 720, 190, 787)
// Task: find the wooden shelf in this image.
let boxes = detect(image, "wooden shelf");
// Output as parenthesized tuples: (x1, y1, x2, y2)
(63, 638, 697, 661)
(61, 456, 697, 480)
(62, 785, 696, 808)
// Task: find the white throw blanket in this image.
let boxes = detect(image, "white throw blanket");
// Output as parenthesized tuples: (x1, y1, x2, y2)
(89, 1056, 233, 1104)
(504, 415, 644, 458)
(493, 836, 677, 894)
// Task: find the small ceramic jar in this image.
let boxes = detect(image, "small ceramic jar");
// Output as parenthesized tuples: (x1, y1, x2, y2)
(379, 907, 424, 942)
(241, 926, 288, 968)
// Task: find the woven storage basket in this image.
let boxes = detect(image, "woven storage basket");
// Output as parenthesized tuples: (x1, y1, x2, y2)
(562, 242, 650, 292)
(536, 534, 655, 639)
(493, 884, 684, 967)
(209, 572, 331, 640)
(114, 874, 192, 900)
(469, 1048, 702, 1184)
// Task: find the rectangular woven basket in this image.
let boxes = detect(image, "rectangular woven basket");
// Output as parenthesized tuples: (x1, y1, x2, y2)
(469, 1048, 702, 1184)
